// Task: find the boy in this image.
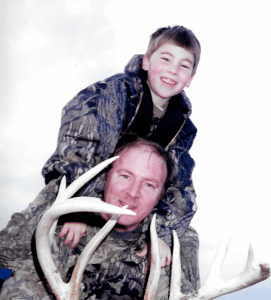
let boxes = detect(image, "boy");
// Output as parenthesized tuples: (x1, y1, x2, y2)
(0, 26, 200, 285)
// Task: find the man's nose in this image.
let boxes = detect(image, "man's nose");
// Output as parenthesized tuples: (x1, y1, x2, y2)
(127, 181, 141, 198)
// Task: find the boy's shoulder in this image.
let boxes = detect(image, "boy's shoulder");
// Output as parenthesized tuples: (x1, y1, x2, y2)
(95, 54, 143, 84)
(105, 54, 144, 85)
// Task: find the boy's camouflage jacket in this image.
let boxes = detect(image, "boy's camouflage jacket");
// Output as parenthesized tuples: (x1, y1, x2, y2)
(0, 55, 197, 269)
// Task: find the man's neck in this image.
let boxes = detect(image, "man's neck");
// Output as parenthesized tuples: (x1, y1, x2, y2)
(110, 225, 141, 241)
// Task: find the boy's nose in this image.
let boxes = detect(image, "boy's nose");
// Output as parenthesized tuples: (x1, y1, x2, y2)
(168, 64, 178, 75)
(126, 181, 141, 198)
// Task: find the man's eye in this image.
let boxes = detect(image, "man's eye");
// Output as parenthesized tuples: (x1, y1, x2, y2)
(121, 174, 130, 179)
(145, 182, 153, 188)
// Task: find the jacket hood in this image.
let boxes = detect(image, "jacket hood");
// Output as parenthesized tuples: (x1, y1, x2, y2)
(124, 54, 193, 118)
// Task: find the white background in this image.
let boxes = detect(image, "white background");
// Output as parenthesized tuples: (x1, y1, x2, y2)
(0, 0, 270, 298)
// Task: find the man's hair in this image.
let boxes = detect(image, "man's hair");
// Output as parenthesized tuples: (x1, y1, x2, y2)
(112, 137, 175, 195)
(145, 25, 201, 76)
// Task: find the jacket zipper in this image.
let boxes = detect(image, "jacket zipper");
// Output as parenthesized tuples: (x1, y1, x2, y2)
(165, 118, 187, 151)
(122, 91, 144, 134)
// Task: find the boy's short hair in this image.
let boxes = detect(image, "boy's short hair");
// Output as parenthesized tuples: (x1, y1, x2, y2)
(145, 26, 201, 76)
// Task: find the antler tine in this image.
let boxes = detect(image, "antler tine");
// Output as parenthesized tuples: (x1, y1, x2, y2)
(56, 156, 119, 203)
(36, 198, 135, 300)
(48, 156, 119, 246)
(204, 237, 231, 284)
(246, 243, 270, 281)
(193, 237, 232, 299)
(49, 176, 67, 245)
(169, 230, 184, 300)
(144, 214, 161, 300)
(70, 213, 125, 297)
(194, 240, 270, 300)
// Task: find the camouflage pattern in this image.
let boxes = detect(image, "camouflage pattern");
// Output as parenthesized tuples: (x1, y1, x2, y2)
(0, 178, 61, 270)
(0, 215, 199, 300)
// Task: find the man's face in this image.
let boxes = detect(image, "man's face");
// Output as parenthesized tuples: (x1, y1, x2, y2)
(142, 43, 194, 103)
(101, 145, 167, 232)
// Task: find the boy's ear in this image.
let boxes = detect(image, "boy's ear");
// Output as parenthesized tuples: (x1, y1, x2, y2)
(142, 55, 150, 71)
(185, 75, 194, 88)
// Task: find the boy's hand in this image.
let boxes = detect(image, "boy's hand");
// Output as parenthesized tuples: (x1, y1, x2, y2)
(136, 238, 172, 271)
(58, 222, 87, 250)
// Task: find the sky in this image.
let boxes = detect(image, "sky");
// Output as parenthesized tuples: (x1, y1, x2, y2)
(0, 0, 271, 298)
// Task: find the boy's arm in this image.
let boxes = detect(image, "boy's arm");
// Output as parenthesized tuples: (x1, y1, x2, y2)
(136, 237, 172, 269)
(58, 222, 87, 250)
(42, 75, 129, 190)
(42, 76, 131, 247)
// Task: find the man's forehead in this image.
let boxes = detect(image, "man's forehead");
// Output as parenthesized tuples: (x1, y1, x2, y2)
(112, 145, 167, 180)
(117, 145, 163, 163)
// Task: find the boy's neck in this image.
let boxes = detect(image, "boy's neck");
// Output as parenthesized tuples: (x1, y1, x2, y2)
(147, 83, 170, 110)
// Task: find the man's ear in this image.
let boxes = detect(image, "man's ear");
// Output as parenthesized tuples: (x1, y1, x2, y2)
(185, 75, 194, 88)
(142, 55, 150, 71)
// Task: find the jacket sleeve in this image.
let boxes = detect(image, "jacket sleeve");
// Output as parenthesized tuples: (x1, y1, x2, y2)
(42, 75, 130, 194)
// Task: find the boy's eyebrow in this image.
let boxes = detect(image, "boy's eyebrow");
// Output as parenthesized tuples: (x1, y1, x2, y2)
(160, 51, 193, 64)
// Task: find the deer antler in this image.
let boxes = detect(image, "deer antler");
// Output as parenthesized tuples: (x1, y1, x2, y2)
(36, 156, 136, 300)
(36, 197, 135, 300)
(144, 214, 161, 300)
(193, 239, 270, 300)
(145, 215, 270, 300)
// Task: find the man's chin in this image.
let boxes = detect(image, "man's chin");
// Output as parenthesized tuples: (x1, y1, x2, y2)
(101, 212, 139, 232)
(114, 216, 138, 232)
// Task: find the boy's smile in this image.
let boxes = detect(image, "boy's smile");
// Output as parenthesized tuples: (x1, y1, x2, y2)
(142, 44, 194, 107)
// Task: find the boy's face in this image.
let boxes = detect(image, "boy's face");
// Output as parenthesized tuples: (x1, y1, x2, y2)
(142, 43, 194, 102)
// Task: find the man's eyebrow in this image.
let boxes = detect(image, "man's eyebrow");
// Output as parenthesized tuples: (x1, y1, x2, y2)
(160, 51, 193, 64)
(117, 169, 159, 185)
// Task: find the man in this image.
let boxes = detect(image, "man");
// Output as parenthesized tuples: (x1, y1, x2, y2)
(0, 139, 199, 299)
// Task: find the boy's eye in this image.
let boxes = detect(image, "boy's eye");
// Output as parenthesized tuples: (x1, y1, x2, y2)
(181, 62, 192, 70)
(161, 57, 170, 62)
